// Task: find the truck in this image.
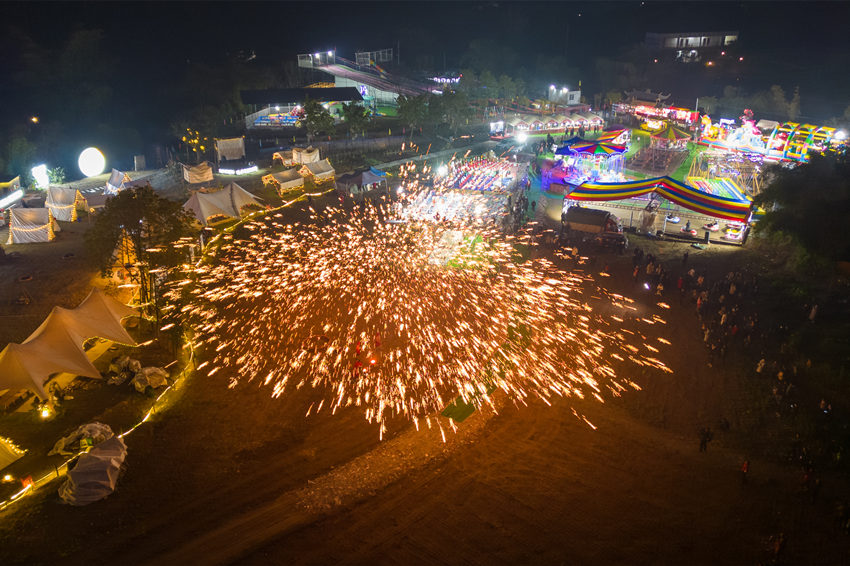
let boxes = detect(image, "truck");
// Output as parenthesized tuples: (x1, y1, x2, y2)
(562, 205, 628, 248)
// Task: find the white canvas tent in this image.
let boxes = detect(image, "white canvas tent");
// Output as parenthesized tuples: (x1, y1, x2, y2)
(291, 147, 305, 164)
(300, 147, 320, 163)
(0, 437, 25, 472)
(182, 162, 215, 184)
(7, 208, 58, 244)
(215, 137, 246, 162)
(183, 182, 262, 225)
(58, 436, 127, 506)
(46, 187, 84, 222)
(105, 169, 131, 196)
(272, 150, 293, 166)
(0, 288, 137, 399)
(300, 158, 335, 182)
(262, 168, 304, 192)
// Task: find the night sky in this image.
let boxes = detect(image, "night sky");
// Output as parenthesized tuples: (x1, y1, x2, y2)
(1, 0, 849, 154)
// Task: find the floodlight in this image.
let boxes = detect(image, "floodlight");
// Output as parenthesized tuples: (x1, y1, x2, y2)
(835, 130, 847, 141)
(550, 85, 555, 90)
(328, 50, 333, 56)
(517, 131, 528, 143)
(78, 147, 105, 177)
(31, 164, 49, 188)
(314, 52, 320, 58)
(437, 164, 448, 176)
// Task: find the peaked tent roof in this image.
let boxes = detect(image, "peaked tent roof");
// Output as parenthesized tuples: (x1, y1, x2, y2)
(182, 183, 261, 225)
(7, 208, 56, 244)
(302, 159, 335, 176)
(652, 125, 691, 141)
(46, 187, 81, 222)
(568, 142, 627, 155)
(0, 288, 137, 398)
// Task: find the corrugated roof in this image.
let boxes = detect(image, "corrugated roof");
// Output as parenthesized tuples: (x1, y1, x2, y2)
(241, 87, 363, 105)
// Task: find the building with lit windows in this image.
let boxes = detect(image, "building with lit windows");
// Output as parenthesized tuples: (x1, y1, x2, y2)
(645, 31, 739, 63)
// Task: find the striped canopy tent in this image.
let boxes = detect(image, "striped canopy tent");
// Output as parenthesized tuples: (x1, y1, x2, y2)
(651, 125, 691, 148)
(567, 176, 752, 222)
(597, 129, 628, 143)
(568, 142, 627, 156)
(554, 136, 587, 155)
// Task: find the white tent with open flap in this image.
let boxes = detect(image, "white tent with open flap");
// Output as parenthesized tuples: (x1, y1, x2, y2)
(58, 436, 127, 506)
(0, 437, 25, 472)
(46, 187, 85, 222)
(182, 161, 214, 184)
(300, 147, 320, 163)
(262, 168, 304, 192)
(7, 208, 58, 244)
(183, 182, 262, 225)
(291, 147, 305, 164)
(0, 288, 137, 399)
(215, 137, 246, 162)
(300, 158, 335, 182)
(105, 169, 131, 195)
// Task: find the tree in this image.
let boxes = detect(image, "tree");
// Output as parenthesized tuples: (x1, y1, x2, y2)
(498, 75, 516, 102)
(397, 94, 428, 136)
(478, 70, 498, 101)
(85, 185, 196, 307)
(754, 152, 850, 262)
(441, 91, 472, 134)
(303, 97, 334, 142)
(5, 137, 37, 185)
(340, 102, 370, 139)
(787, 86, 801, 121)
(47, 166, 66, 184)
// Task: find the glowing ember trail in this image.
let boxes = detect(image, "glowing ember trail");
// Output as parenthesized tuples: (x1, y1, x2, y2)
(175, 193, 671, 432)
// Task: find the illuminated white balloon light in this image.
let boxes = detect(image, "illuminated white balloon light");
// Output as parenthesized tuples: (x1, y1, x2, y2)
(78, 147, 106, 177)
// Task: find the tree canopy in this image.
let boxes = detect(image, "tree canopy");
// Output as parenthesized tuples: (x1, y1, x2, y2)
(340, 102, 370, 139)
(303, 98, 335, 142)
(753, 152, 850, 261)
(85, 184, 197, 278)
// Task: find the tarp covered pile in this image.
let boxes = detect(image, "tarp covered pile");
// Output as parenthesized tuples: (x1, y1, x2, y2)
(6, 208, 58, 244)
(183, 182, 262, 225)
(0, 288, 137, 398)
(49, 422, 115, 456)
(131, 366, 169, 393)
(58, 436, 127, 506)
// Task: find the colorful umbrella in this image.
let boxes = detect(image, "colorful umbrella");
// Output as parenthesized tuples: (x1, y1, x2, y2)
(568, 142, 627, 155)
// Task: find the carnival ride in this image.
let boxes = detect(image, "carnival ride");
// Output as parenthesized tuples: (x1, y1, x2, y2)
(565, 176, 752, 222)
(699, 111, 842, 162)
(545, 141, 628, 188)
(688, 150, 763, 197)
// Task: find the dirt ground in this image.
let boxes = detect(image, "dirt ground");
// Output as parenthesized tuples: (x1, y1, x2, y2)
(1, 193, 848, 565)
